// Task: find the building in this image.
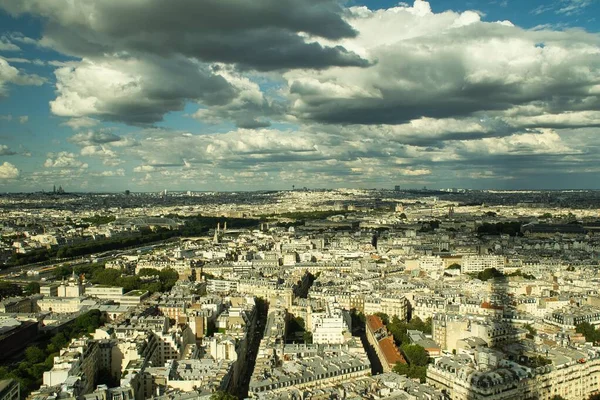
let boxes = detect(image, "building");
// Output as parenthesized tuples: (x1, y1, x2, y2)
(310, 303, 351, 345)
(365, 315, 405, 372)
(545, 305, 600, 329)
(43, 338, 100, 395)
(461, 255, 506, 274)
(364, 295, 408, 321)
(0, 297, 34, 313)
(428, 346, 600, 400)
(40, 284, 59, 297)
(433, 314, 526, 352)
(85, 286, 125, 300)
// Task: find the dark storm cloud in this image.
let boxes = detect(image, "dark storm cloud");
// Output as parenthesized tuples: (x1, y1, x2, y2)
(1, 0, 367, 71)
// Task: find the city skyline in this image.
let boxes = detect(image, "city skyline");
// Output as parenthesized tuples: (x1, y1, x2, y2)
(1, 0, 600, 192)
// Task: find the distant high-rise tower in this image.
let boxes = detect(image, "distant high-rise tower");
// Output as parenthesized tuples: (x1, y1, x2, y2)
(53, 185, 56, 194)
(394, 185, 401, 191)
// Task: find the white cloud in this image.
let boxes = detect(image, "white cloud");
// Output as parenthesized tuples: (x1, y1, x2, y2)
(399, 168, 432, 176)
(62, 117, 99, 130)
(0, 57, 45, 97)
(285, 1, 600, 126)
(92, 169, 125, 177)
(44, 152, 88, 169)
(50, 56, 236, 124)
(0, 162, 19, 179)
(19, 115, 28, 124)
(133, 165, 156, 173)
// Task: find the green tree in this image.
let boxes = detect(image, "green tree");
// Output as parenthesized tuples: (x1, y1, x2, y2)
(159, 268, 179, 291)
(576, 322, 600, 343)
(476, 268, 505, 281)
(24, 282, 41, 295)
(374, 312, 390, 326)
(303, 332, 313, 344)
(50, 333, 68, 351)
(447, 263, 461, 270)
(138, 268, 161, 277)
(524, 324, 537, 337)
(210, 391, 237, 400)
(93, 268, 121, 286)
(25, 346, 46, 364)
(393, 362, 427, 383)
(401, 344, 429, 367)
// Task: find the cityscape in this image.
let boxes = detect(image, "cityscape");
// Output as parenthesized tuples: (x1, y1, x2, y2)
(0, 188, 600, 399)
(2, 0, 600, 399)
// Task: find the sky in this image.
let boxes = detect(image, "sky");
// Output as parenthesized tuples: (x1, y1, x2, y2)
(0, 0, 599, 192)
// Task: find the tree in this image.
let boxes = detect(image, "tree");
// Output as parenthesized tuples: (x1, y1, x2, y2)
(476, 268, 504, 281)
(447, 263, 461, 270)
(523, 324, 537, 337)
(25, 346, 46, 364)
(576, 322, 600, 343)
(0, 281, 22, 299)
(393, 362, 427, 383)
(24, 282, 41, 295)
(138, 268, 161, 277)
(303, 332, 313, 344)
(401, 344, 429, 367)
(210, 391, 237, 400)
(374, 312, 390, 326)
(159, 268, 179, 291)
(93, 268, 121, 286)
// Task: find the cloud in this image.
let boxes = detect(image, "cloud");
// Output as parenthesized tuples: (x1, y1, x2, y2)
(49, 56, 237, 125)
(44, 152, 88, 169)
(92, 169, 125, 177)
(0, 162, 19, 180)
(19, 115, 28, 124)
(0, 57, 45, 97)
(61, 117, 99, 130)
(192, 68, 286, 128)
(68, 131, 125, 165)
(2, 0, 600, 190)
(399, 168, 432, 176)
(133, 165, 156, 173)
(0, 36, 20, 51)
(68, 130, 122, 146)
(0, 145, 17, 156)
(556, 0, 593, 15)
(285, 2, 600, 126)
(0, 0, 366, 71)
